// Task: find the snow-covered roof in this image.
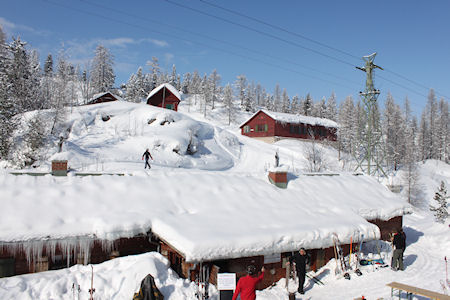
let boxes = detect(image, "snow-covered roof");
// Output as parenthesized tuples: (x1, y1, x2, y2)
(88, 91, 124, 103)
(0, 171, 411, 262)
(146, 83, 181, 101)
(240, 109, 338, 128)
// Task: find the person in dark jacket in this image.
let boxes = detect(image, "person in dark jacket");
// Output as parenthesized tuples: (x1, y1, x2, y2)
(288, 248, 310, 294)
(232, 265, 265, 300)
(142, 149, 153, 169)
(391, 229, 406, 271)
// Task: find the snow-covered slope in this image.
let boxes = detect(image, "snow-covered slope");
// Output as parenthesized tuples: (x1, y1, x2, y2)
(0, 99, 448, 300)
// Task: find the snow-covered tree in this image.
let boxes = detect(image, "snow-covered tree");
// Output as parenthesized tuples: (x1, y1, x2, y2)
(383, 92, 405, 171)
(290, 95, 299, 114)
(437, 98, 449, 162)
(209, 69, 221, 110)
(338, 95, 356, 155)
(325, 92, 338, 121)
(0, 26, 16, 159)
(302, 93, 313, 116)
(273, 84, 281, 112)
(90, 44, 115, 93)
(313, 97, 326, 118)
(7, 37, 36, 113)
(235, 75, 247, 107)
(23, 112, 47, 166)
(125, 67, 147, 103)
(223, 84, 234, 125)
(304, 128, 328, 172)
(281, 88, 290, 113)
(429, 181, 449, 223)
(147, 56, 160, 91)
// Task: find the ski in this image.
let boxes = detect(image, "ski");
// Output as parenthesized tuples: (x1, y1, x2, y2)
(354, 234, 365, 276)
(88, 265, 95, 300)
(333, 233, 351, 280)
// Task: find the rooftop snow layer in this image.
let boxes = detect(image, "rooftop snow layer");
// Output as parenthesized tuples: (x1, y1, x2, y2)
(146, 83, 181, 100)
(0, 171, 411, 262)
(241, 109, 338, 129)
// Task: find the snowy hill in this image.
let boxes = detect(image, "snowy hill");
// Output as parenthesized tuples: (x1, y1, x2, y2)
(0, 98, 448, 299)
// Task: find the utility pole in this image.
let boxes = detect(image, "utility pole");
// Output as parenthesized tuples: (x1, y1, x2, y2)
(355, 52, 387, 177)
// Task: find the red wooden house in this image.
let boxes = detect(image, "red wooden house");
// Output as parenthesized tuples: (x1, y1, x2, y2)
(240, 109, 338, 143)
(86, 92, 121, 105)
(146, 83, 181, 111)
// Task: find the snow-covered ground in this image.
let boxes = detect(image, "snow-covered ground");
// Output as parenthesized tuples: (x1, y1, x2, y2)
(0, 99, 448, 299)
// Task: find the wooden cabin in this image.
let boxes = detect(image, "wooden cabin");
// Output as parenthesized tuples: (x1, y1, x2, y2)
(240, 109, 338, 143)
(146, 83, 181, 111)
(0, 234, 158, 277)
(86, 92, 120, 105)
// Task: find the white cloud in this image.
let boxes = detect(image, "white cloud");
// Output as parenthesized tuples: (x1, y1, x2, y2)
(0, 16, 50, 36)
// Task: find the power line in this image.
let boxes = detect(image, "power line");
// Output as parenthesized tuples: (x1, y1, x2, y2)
(198, 0, 360, 61)
(77, 0, 360, 87)
(195, 0, 449, 101)
(40, 0, 357, 91)
(164, 0, 356, 68)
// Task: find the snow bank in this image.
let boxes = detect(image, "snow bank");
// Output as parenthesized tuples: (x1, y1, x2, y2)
(0, 252, 201, 300)
(0, 171, 410, 262)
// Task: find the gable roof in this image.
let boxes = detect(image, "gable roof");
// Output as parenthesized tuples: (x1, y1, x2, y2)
(87, 92, 124, 103)
(0, 171, 411, 262)
(146, 83, 181, 101)
(240, 109, 338, 129)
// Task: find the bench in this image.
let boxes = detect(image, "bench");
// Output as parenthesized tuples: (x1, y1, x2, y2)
(387, 282, 450, 300)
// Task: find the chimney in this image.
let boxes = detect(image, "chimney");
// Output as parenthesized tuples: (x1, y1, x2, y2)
(268, 167, 288, 188)
(52, 160, 68, 176)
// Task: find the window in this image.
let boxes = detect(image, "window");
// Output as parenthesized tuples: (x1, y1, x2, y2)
(243, 125, 250, 133)
(256, 124, 268, 132)
(0, 258, 15, 277)
(165, 104, 174, 110)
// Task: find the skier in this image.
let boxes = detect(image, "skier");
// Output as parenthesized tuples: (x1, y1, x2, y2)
(391, 229, 406, 271)
(232, 265, 265, 300)
(142, 149, 153, 169)
(288, 248, 310, 294)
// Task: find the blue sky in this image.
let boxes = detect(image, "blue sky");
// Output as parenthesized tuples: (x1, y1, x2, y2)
(2, 0, 449, 114)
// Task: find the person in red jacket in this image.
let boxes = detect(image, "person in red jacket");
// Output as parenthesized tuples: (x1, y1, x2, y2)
(232, 265, 265, 300)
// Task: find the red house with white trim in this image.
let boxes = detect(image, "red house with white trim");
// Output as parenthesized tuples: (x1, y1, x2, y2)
(146, 83, 181, 111)
(240, 109, 338, 143)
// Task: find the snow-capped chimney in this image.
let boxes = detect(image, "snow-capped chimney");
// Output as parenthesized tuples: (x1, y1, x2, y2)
(52, 160, 68, 176)
(268, 165, 288, 189)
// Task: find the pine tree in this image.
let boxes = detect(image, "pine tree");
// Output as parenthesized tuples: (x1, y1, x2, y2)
(223, 84, 234, 125)
(209, 69, 221, 110)
(147, 56, 159, 91)
(429, 181, 449, 223)
(90, 44, 115, 93)
(44, 53, 53, 76)
(290, 95, 299, 114)
(303, 93, 313, 116)
(325, 92, 338, 121)
(235, 75, 247, 107)
(0, 26, 16, 159)
(273, 84, 281, 112)
(281, 88, 290, 113)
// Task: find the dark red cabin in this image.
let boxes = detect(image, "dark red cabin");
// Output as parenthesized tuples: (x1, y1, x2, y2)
(240, 110, 337, 143)
(86, 92, 120, 105)
(146, 83, 181, 111)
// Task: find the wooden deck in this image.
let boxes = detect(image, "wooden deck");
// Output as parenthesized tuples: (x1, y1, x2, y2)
(387, 282, 450, 300)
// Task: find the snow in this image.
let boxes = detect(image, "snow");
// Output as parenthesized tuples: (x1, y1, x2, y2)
(0, 252, 203, 300)
(241, 109, 338, 129)
(0, 99, 448, 299)
(146, 83, 181, 101)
